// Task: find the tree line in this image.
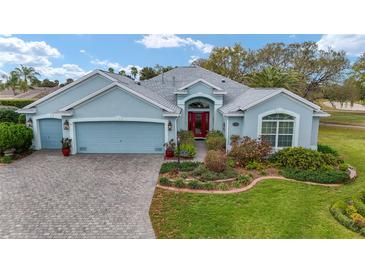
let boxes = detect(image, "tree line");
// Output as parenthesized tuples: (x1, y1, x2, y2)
(192, 42, 365, 104)
(0, 65, 74, 95)
(2, 41, 364, 104)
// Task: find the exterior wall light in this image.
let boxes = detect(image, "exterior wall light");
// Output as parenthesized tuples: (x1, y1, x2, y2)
(26, 118, 33, 128)
(63, 120, 70, 130)
(168, 120, 172, 131)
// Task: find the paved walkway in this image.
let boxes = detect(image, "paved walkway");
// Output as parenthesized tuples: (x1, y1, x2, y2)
(0, 151, 163, 238)
(194, 140, 207, 162)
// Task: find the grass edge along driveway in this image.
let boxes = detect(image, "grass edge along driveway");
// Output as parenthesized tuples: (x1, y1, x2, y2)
(149, 126, 365, 239)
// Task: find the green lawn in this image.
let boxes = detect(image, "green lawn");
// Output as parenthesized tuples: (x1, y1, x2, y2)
(149, 126, 365, 238)
(322, 111, 365, 127)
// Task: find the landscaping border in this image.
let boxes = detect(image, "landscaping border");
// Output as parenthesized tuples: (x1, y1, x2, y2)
(156, 175, 343, 194)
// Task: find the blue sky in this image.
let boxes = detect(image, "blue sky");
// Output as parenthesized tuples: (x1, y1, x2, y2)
(0, 34, 364, 82)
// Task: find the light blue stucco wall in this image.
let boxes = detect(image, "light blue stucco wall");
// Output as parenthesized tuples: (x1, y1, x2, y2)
(241, 93, 314, 148)
(72, 86, 163, 119)
(311, 117, 320, 148)
(35, 75, 112, 115)
(226, 116, 244, 148)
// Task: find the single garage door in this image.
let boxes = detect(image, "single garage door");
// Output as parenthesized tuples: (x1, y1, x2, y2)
(39, 118, 63, 149)
(75, 121, 165, 153)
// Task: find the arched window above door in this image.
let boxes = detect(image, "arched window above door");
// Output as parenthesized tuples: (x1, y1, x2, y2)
(188, 101, 209, 109)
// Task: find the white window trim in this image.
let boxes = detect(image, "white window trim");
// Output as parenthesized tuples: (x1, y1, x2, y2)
(68, 117, 168, 155)
(257, 108, 300, 150)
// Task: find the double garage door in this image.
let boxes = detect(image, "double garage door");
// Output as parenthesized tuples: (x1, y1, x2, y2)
(39, 119, 164, 154)
(75, 121, 164, 154)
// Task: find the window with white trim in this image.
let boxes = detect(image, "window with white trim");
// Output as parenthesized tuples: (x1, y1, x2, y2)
(260, 113, 295, 149)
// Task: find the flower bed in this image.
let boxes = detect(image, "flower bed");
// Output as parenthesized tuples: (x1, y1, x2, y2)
(330, 191, 365, 236)
(158, 141, 353, 192)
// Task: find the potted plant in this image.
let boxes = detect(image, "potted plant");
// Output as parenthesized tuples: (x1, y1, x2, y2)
(61, 138, 72, 157)
(164, 139, 176, 158)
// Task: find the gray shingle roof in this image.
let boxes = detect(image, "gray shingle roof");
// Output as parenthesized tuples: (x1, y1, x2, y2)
(140, 66, 250, 105)
(102, 70, 180, 113)
(219, 88, 282, 113)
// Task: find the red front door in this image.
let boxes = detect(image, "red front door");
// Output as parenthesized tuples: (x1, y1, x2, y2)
(188, 112, 209, 138)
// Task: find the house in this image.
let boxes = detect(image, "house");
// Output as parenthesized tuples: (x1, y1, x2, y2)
(18, 66, 329, 154)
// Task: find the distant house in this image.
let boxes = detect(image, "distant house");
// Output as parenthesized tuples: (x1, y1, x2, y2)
(18, 66, 329, 153)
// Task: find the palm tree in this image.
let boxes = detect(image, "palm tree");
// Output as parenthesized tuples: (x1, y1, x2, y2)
(130, 66, 138, 79)
(244, 67, 304, 93)
(15, 65, 40, 92)
(5, 71, 20, 95)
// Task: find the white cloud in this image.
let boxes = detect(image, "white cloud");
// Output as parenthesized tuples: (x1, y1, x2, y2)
(0, 34, 12, 37)
(317, 34, 365, 56)
(0, 36, 61, 67)
(35, 64, 87, 79)
(136, 34, 214, 54)
(189, 55, 200, 64)
(80, 49, 86, 54)
(90, 58, 141, 75)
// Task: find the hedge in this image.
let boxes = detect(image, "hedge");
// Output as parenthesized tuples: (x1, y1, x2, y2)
(0, 123, 33, 152)
(0, 109, 20, 123)
(0, 99, 35, 108)
(280, 168, 349, 184)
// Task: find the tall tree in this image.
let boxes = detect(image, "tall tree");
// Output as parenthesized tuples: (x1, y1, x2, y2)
(130, 66, 138, 79)
(139, 67, 158, 80)
(197, 42, 349, 99)
(108, 67, 115, 73)
(5, 71, 20, 95)
(285, 42, 349, 98)
(244, 67, 305, 93)
(119, 70, 126, 76)
(352, 53, 365, 87)
(15, 65, 40, 92)
(194, 44, 256, 82)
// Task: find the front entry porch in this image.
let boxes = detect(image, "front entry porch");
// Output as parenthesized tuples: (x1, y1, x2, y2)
(188, 111, 209, 138)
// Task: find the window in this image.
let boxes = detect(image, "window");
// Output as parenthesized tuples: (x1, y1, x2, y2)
(188, 101, 209, 109)
(260, 113, 295, 149)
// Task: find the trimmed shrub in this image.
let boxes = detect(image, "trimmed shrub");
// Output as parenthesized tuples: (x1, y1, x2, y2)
(175, 143, 196, 158)
(18, 114, 26, 124)
(229, 136, 271, 167)
(280, 168, 349, 184)
(339, 163, 349, 171)
(317, 144, 339, 156)
(270, 147, 334, 170)
(246, 161, 265, 170)
(205, 150, 227, 172)
(0, 99, 35, 108)
(159, 161, 201, 174)
(173, 179, 185, 188)
(205, 130, 226, 150)
(0, 155, 13, 164)
(159, 177, 171, 186)
(353, 192, 365, 217)
(236, 174, 251, 185)
(200, 182, 215, 190)
(0, 123, 33, 152)
(330, 201, 361, 233)
(192, 165, 237, 181)
(187, 180, 201, 189)
(217, 183, 228, 191)
(0, 109, 20, 123)
(177, 130, 195, 145)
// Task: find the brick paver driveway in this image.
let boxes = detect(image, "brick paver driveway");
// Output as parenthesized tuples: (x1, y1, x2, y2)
(0, 151, 163, 238)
